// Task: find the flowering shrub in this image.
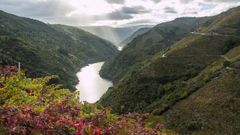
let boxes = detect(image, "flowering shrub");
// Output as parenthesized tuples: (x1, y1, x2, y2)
(0, 66, 18, 77)
(0, 66, 165, 135)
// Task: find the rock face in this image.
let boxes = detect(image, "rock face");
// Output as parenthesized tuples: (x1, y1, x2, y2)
(0, 10, 118, 89)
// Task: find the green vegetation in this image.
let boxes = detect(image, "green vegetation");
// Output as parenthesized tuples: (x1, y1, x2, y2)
(0, 67, 170, 135)
(99, 6, 240, 134)
(163, 67, 240, 135)
(0, 10, 118, 89)
(100, 17, 211, 82)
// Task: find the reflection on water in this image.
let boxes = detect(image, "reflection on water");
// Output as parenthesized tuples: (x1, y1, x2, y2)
(76, 62, 112, 103)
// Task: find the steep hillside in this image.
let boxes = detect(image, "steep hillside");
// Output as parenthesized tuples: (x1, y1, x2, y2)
(0, 10, 118, 89)
(99, 5, 240, 118)
(164, 61, 240, 135)
(100, 17, 207, 82)
(118, 28, 151, 47)
(162, 41, 240, 135)
(80, 25, 153, 46)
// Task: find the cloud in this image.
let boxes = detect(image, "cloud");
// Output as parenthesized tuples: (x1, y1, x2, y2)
(107, 11, 133, 20)
(106, 6, 150, 20)
(0, 0, 74, 18)
(151, 0, 161, 3)
(25, 1, 73, 17)
(121, 6, 150, 14)
(105, 0, 125, 4)
(199, 2, 217, 10)
(205, 0, 240, 2)
(164, 7, 178, 14)
(0, 0, 240, 27)
(180, 0, 193, 3)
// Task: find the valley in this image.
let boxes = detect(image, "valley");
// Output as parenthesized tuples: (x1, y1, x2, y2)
(0, 2, 240, 135)
(80, 25, 153, 46)
(0, 10, 118, 89)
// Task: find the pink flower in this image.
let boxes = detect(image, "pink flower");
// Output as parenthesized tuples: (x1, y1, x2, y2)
(95, 128, 101, 135)
(77, 120, 84, 135)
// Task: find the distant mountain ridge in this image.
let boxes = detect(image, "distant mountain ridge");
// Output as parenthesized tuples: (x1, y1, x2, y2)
(0, 10, 118, 89)
(80, 25, 153, 46)
(118, 27, 151, 48)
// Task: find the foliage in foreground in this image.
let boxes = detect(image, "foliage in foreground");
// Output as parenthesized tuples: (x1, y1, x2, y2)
(0, 66, 164, 135)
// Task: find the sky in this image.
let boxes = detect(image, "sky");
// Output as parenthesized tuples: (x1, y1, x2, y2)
(0, 0, 240, 27)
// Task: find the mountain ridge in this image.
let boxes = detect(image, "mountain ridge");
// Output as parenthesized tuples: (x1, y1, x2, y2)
(0, 10, 118, 89)
(80, 25, 154, 46)
(118, 27, 151, 48)
(100, 17, 207, 82)
(99, 6, 240, 134)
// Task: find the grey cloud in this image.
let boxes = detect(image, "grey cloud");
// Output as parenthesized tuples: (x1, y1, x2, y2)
(0, 0, 238, 27)
(106, 6, 150, 20)
(164, 7, 178, 14)
(180, 0, 194, 3)
(25, 1, 73, 17)
(105, 0, 125, 4)
(205, 0, 240, 2)
(0, 0, 74, 18)
(42, 13, 111, 26)
(151, 0, 161, 3)
(121, 6, 150, 14)
(107, 11, 133, 20)
(199, 3, 217, 10)
(0, 0, 106, 26)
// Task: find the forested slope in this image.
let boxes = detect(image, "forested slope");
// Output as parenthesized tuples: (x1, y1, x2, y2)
(99, 7, 240, 134)
(100, 17, 210, 82)
(0, 10, 118, 89)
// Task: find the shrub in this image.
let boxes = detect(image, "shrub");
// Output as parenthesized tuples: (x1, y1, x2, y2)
(0, 66, 164, 135)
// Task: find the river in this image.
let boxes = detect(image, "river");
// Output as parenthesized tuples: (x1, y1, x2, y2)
(76, 62, 113, 103)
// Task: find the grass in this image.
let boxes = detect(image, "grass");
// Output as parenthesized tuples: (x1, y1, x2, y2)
(163, 69, 240, 135)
